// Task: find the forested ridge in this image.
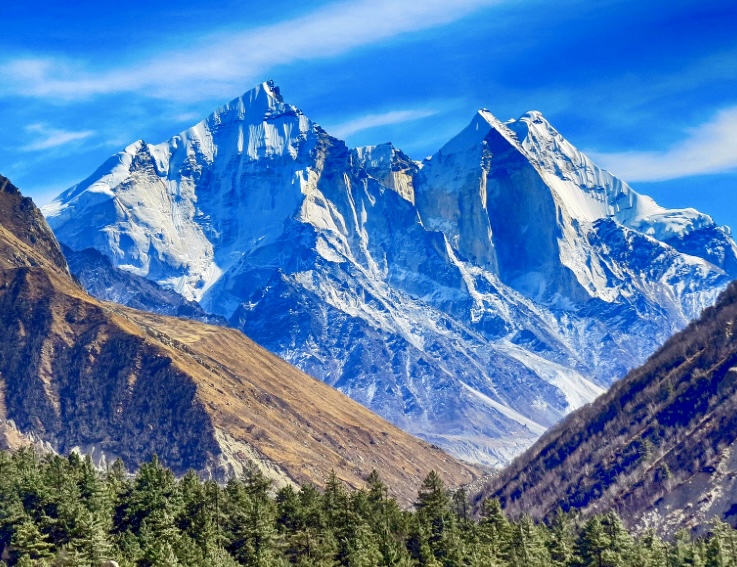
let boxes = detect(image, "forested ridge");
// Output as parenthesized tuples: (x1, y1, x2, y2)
(0, 449, 735, 566)
(478, 280, 737, 531)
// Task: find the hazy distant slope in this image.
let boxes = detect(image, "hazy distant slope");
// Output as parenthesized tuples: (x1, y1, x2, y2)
(63, 244, 225, 325)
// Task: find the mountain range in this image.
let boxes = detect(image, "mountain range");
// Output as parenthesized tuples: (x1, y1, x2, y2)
(43, 81, 737, 466)
(0, 173, 476, 503)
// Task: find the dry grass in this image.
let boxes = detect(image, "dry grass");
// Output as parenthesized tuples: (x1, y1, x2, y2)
(118, 307, 478, 502)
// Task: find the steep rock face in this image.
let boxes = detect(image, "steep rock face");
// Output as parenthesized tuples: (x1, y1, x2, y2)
(475, 280, 737, 534)
(351, 143, 417, 203)
(0, 175, 69, 273)
(44, 83, 737, 466)
(414, 113, 499, 274)
(0, 174, 477, 502)
(0, 266, 219, 473)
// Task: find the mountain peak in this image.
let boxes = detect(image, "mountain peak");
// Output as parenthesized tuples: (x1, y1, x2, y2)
(124, 140, 145, 154)
(263, 79, 284, 102)
(202, 80, 301, 134)
(240, 79, 285, 106)
(0, 175, 70, 274)
(0, 174, 21, 196)
(475, 107, 505, 128)
(519, 110, 548, 123)
(505, 110, 557, 140)
(427, 108, 517, 160)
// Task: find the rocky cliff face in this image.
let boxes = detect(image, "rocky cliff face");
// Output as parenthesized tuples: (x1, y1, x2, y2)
(0, 173, 477, 502)
(0, 175, 69, 273)
(43, 82, 737, 466)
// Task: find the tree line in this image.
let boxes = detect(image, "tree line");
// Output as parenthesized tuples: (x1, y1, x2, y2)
(0, 448, 735, 566)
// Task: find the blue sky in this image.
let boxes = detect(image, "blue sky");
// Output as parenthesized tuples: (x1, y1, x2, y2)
(2, 0, 736, 229)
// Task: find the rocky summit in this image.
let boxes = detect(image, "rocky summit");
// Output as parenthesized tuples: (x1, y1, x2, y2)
(44, 82, 737, 466)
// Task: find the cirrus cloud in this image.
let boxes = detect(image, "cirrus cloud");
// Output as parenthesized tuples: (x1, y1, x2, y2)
(21, 124, 95, 152)
(0, 0, 501, 102)
(326, 108, 440, 139)
(590, 107, 737, 182)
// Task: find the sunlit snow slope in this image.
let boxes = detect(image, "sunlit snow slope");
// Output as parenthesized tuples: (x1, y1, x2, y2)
(44, 82, 737, 466)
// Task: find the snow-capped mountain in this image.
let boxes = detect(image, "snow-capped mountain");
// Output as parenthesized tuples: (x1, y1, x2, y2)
(43, 81, 737, 466)
(61, 244, 226, 326)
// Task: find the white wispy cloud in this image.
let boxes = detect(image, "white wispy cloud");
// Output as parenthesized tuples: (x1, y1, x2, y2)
(0, 0, 500, 101)
(590, 107, 737, 182)
(327, 109, 439, 139)
(21, 124, 95, 152)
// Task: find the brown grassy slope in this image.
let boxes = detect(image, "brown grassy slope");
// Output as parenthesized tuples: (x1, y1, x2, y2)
(475, 280, 737, 532)
(0, 266, 223, 474)
(0, 174, 478, 503)
(121, 308, 476, 498)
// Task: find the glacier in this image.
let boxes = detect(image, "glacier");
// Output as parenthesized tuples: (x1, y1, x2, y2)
(44, 81, 737, 466)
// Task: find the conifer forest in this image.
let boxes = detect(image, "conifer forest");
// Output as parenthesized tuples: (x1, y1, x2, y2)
(0, 449, 734, 567)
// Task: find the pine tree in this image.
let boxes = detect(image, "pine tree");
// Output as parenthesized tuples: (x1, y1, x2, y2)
(360, 470, 412, 567)
(414, 470, 463, 566)
(0, 452, 24, 555)
(11, 517, 53, 561)
(142, 538, 181, 567)
(576, 516, 609, 567)
(508, 515, 551, 567)
(173, 532, 206, 567)
(279, 482, 337, 565)
(275, 484, 301, 533)
(107, 458, 133, 538)
(479, 498, 512, 563)
(323, 470, 349, 531)
(634, 529, 669, 567)
(67, 506, 112, 565)
(230, 494, 278, 566)
(601, 510, 633, 565)
(366, 470, 385, 506)
(452, 488, 470, 527)
(224, 471, 280, 567)
(342, 521, 382, 567)
(139, 512, 182, 567)
(407, 518, 443, 567)
(15, 556, 39, 567)
(203, 543, 243, 567)
(178, 472, 221, 556)
(706, 519, 732, 567)
(548, 509, 574, 566)
(52, 544, 87, 567)
(123, 455, 182, 537)
(110, 528, 143, 566)
(46, 456, 84, 548)
(44, 454, 114, 565)
(15, 448, 50, 514)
